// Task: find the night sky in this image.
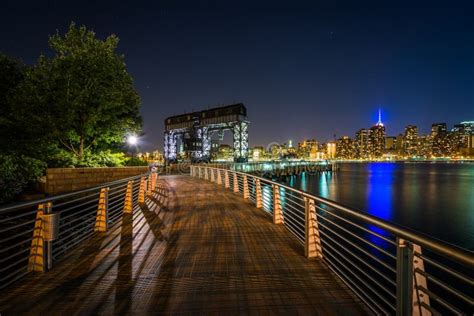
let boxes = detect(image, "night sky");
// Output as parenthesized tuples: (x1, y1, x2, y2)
(1, 1, 473, 150)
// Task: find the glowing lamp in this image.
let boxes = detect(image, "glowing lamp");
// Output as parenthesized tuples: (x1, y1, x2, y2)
(127, 135, 138, 145)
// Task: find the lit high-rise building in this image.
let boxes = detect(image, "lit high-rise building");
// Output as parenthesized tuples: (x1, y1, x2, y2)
(326, 142, 336, 159)
(452, 121, 474, 151)
(385, 136, 396, 150)
(215, 144, 234, 161)
(251, 146, 265, 161)
(368, 110, 386, 159)
(417, 136, 431, 158)
(431, 123, 447, 137)
(403, 125, 419, 157)
(298, 139, 318, 159)
(431, 123, 448, 157)
(355, 129, 369, 159)
(452, 121, 473, 134)
(336, 136, 354, 159)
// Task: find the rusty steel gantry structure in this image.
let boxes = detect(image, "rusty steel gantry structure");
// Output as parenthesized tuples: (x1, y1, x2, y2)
(164, 103, 249, 162)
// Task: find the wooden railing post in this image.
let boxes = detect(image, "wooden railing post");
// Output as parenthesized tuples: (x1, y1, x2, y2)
(273, 185, 283, 224)
(199, 167, 202, 179)
(151, 172, 157, 192)
(204, 168, 209, 180)
(138, 177, 147, 203)
(29, 202, 52, 272)
(147, 174, 153, 197)
(210, 168, 215, 182)
(255, 179, 262, 208)
(217, 170, 222, 185)
(224, 170, 230, 188)
(233, 173, 239, 193)
(123, 180, 133, 213)
(243, 175, 249, 199)
(95, 188, 109, 232)
(304, 197, 321, 259)
(190, 166, 194, 177)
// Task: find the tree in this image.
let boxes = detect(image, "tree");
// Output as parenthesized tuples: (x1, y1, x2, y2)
(15, 22, 142, 163)
(0, 54, 25, 152)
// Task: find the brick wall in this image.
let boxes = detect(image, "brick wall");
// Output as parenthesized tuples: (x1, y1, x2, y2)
(45, 167, 149, 195)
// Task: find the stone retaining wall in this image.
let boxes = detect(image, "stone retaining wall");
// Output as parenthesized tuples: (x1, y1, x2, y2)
(45, 167, 149, 195)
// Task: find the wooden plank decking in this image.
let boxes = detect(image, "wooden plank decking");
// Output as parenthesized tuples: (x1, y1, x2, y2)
(0, 175, 371, 315)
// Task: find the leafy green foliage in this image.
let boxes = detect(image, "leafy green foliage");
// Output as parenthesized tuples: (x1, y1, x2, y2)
(13, 22, 142, 162)
(48, 149, 129, 167)
(125, 157, 149, 166)
(0, 23, 144, 203)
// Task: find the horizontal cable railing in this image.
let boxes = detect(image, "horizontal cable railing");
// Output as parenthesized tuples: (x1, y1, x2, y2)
(191, 165, 474, 315)
(0, 172, 158, 290)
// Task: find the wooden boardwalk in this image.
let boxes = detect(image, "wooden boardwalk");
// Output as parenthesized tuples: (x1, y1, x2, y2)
(0, 175, 371, 315)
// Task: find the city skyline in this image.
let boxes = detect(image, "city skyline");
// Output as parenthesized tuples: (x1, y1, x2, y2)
(244, 111, 471, 148)
(169, 115, 473, 162)
(1, 2, 473, 150)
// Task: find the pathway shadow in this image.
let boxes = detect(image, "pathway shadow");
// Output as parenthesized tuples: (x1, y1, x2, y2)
(2, 226, 121, 313)
(113, 213, 133, 315)
(139, 203, 165, 241)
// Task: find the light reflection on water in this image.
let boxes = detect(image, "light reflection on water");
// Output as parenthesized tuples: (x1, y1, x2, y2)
(288, 162, 474, 250)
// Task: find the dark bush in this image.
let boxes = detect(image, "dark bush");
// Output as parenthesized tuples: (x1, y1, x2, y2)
(125, 157, 148, 166)
(0, 155, 46, 204)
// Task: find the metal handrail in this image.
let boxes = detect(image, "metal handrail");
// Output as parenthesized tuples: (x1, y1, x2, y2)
(0, 173, 147, 213)
(0, 172, 155, 290)
(191, 165, 473, 315)
(201, 166, 473, 265)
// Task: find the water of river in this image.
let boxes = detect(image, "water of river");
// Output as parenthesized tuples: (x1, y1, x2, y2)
(285, 162, 474, 250)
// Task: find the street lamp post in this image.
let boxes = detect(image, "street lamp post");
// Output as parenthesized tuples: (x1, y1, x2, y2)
(127, 135, 138, 157)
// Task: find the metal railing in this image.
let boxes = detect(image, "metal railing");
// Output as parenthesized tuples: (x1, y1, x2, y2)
(0, 172, 158, 290)
(195, 160, 337, 172)
(191, 165, 474, 315)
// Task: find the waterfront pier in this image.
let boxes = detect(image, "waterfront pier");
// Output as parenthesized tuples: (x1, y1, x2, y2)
(0, 167, 472, 314)
(0, 175, 368, 314)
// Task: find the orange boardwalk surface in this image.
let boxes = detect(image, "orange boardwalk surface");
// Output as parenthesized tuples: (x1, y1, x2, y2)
(0, 175, 371, 315)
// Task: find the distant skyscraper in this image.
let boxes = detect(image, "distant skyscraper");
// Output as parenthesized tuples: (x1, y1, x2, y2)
(417, 135, 432, 158)
(431, 123, 448, 157)
(452, 121, 474, 150)
(355, 128, 369, 159)
(298, 139, 318, 159)
(403, 125, 419, 157)
(431, 123, 447, 138)
(451, 121, 473, 134)
(336, 136, 354, 159)
(368, 110, 386, 158)
(326, 142, 336, 159)
(385, 136, 396, 150)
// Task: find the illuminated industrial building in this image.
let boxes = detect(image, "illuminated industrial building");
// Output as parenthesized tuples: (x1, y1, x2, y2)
(164, 103, 249, 162)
